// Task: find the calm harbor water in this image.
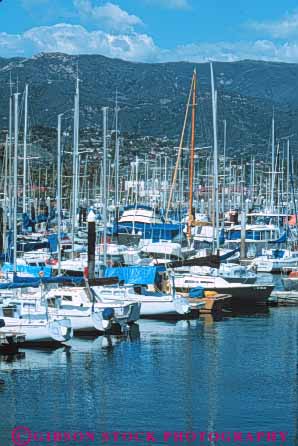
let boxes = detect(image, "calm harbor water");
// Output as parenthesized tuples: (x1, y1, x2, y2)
(0, 275, 297, 445)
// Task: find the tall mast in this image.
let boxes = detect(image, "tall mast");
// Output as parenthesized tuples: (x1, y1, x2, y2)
(22, 83, 28, 214)
(8, 74, 13, 231)
(114, 91, 120, 237)
(115, 90, 120, 207)
(3, 135, 8, 255)
(187, 68, 197, 239)
(102, 107, 108, 266)
(72, 73, 80, 257)
(221, 119, 227, 226)
(13, 93, 19, 273)
(210, 62, 219, 251)
(271, 111, 275, 211)
(166, 72, 194, 220)
(251, 156, 255, 205)
(57, 114, 63, 275)
(286, 139, 290, 220)
(163, 155, 167, 210)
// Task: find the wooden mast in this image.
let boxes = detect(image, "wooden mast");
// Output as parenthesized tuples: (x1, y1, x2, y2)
(165, 71, 195, 221)
(187, 68, 197, 239)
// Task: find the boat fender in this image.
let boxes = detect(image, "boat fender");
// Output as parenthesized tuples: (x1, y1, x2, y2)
(103, 308, 115, 320)
(0, 319, 5, 328)
(164, 280, 171, 294)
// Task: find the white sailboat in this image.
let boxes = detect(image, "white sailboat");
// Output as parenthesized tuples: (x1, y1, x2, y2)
(45, 286, 140, 332)
(91, 284, 200, 318)
(0, 300, 73, 343)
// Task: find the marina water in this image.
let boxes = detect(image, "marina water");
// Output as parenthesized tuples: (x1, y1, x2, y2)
(0, 288, 297, 445)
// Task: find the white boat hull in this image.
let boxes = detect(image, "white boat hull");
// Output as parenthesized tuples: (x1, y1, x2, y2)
(0, 317, 73, 343)
(254, 258, 298, 273)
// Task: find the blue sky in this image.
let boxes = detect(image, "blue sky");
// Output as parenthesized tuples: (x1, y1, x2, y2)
(1, 0, 298, 62)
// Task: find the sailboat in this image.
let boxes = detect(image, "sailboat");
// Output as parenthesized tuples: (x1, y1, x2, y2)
(91, 283, 197, 318)
(0, 298, 73, 343)
(12, 285, 140, 334)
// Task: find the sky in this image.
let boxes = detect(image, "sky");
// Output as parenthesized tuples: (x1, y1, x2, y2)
(1, 0, 298, 62)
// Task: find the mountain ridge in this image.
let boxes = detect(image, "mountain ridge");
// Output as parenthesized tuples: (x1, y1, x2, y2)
(1, 52, 298, 158)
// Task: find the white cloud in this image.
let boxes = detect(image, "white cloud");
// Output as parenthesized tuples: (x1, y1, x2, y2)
(143, 0, 190, 10)
(73, 0, 143, 32)
(249, 11, 298, 38)
(2, 23, 298, 63)
(0, 24, 157, 61)
(162, 40, 298, 63)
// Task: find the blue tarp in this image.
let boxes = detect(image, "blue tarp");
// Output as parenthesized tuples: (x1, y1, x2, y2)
(1, 263, 52, 278)
(0, 275, 85, 290)
(189, 286, 205, 298)
(104, 265, 166, 285)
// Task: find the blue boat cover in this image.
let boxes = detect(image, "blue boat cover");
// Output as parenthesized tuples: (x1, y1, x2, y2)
(48, 234, 58, 252)
(0, 282, 34, 290)
(271, 249, 285, 259)
(112, 221, 184, 241)
(0, 275, 85, 289)
(189, 286, 205, 298)
(268, 232, 287, 244)
(219, 228, 225, 245)
(1, 263, 52, 278)
(220, 248, 240, 261)
(104, 265, 166, 285)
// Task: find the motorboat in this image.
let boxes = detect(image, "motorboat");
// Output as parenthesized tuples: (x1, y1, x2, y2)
(251, 249, 298, 273)
(173, 273, 273, 307)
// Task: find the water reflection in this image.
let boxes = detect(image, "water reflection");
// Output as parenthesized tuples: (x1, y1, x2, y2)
(0, 308, 297, 446)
